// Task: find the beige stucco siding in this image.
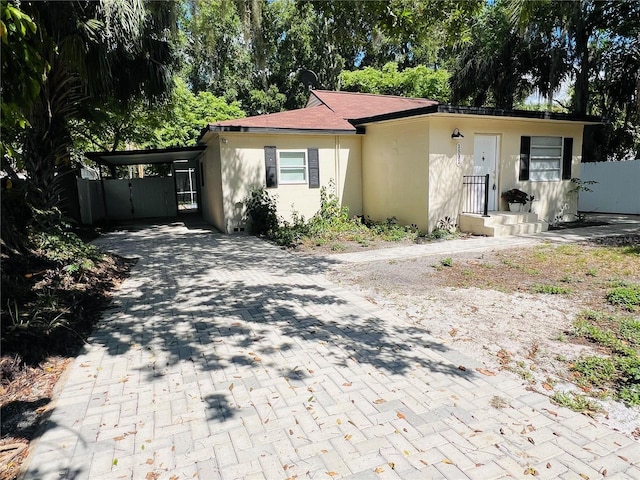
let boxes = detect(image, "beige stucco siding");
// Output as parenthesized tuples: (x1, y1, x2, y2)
(209, 133, 361, 232)
(361, 119, 430, 231)
(200, 140, 225, 232)
(428, 116, 585, 228)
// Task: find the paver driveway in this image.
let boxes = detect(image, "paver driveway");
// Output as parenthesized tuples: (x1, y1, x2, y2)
(24, 221, 639, 480)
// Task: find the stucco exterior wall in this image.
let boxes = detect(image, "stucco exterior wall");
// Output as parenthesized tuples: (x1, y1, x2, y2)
(209, 133, 362, 233)
(428, 116, 585, 227)
(200, 139, 225, 232)
(361, 119, 430, 231)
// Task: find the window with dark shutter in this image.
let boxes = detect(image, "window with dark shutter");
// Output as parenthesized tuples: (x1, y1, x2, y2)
(562, 138, 573, 180)
(308, 148, 320, 188)
(519, 136, 531, 181)
(264, 146, 277, 188)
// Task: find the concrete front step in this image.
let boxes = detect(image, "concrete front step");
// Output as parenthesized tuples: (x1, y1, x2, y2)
(458, 212, 549, 237)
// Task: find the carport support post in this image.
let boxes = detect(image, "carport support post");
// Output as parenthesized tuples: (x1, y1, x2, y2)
(99, 164, 110, 221)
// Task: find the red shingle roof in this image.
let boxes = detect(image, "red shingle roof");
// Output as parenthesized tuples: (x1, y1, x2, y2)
(309, 90, 439, 121)
(207, 90, 439, 133)
(210, 105, 355, 132)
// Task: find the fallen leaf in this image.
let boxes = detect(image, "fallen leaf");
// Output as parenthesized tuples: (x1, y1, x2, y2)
(442, 459, 453, 464)
(337, 419, 342, 425)
(343, 382, 352, 387)
(113, 459, 118, 466)
(113, 436, 125, 441)
(229, 383, 234, 391)
(476, 368, 496, 376)
(326, 472, 338, 477)
(527, 437, 535, 445)
(544, 409, 558, 417)
(524, 467, 539, 476)
(289, 429, 294, 435)
(146, 458, 154, 465)
(397, 412, 406, 419)
(388, 462, 395, 469)
(345, 434, 352, 440)
(420, 460, 428, 466)
(374, 466, 385, 473)
(619, 456, 628, 462)
(542, 382, 553, 391)
(458, 365, 467, 371)
(373, 399, 386, 404)
(403, 450, 410, 456)
(579, 474, 589, 480)
(602, 469, 607, 476)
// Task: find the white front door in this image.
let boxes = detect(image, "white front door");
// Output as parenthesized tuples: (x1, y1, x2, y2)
(473, 135, 499, 211)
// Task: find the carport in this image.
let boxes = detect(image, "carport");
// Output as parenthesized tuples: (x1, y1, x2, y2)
(82, 146, 205, 224)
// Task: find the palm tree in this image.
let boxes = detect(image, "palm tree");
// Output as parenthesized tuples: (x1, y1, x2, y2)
(13, 0, 177, 212)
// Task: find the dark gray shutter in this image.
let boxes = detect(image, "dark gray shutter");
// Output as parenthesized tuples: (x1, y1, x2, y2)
(519, 136, 531, 181)
(308, 148, 320, 188)
(264, 146, 277, 188)
(562, 138, 573, 180)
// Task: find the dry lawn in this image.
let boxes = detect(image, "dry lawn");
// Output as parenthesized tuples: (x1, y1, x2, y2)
(327, 238, 640, 436)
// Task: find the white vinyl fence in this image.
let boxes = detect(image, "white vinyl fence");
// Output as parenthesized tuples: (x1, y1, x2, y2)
(578, 160, 640, 215)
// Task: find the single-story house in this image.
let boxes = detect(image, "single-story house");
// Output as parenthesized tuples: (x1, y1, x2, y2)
(197, 90, 601, 235)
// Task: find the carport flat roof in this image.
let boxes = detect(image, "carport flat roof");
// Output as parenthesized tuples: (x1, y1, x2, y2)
(85, 146, 206, 167)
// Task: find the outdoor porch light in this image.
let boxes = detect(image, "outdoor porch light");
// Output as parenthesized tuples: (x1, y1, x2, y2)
(451, 128, 464, 139)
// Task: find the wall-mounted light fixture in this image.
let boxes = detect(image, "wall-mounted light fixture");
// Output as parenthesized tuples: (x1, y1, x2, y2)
(451, 128, 464, 139)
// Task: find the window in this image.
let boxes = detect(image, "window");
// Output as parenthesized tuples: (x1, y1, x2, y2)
(529, 136, 562, 181)
(278, 150, 307, 184)
(520, 136, 572, 182)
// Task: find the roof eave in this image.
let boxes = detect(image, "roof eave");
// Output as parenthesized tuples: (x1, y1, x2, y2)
(351, 104, 604, 125)
(201, 125, 357, 137)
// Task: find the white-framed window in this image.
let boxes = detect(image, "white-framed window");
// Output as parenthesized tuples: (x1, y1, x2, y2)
(530, 136, 562, 181)
(278, 150, 307, 184)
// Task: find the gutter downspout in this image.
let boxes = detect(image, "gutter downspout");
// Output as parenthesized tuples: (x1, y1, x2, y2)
(335, 136, 340, 201)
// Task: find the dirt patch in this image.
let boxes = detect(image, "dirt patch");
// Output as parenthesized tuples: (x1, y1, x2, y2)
(327, 239, 640, 438)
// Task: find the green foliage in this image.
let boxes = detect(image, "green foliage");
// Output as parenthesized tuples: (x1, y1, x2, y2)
(0, 1, 48, 157)
(532, 284, 572, 295)
(571, 311, 640, 406)
(340, 62, 451, 101)
(153, 78, 245, 148)
(440, 258, 453, 267)
(606, 284, 640, 311)
(551, 392, 602, 414)
(245, 180, 417, 248)
(244, 187, 279, 237)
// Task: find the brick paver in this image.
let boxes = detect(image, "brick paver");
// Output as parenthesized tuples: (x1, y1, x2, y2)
(23, 220, 639, 479)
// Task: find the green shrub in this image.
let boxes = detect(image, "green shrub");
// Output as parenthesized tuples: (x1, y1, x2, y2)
(245, 187, 279, 236)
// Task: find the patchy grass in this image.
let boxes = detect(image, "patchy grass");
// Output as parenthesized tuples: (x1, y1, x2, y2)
(606, 283, 640, 311)
(532, 284, 572, 295)
(571, 310, 640, 406)
(551, 391, 602, 415)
